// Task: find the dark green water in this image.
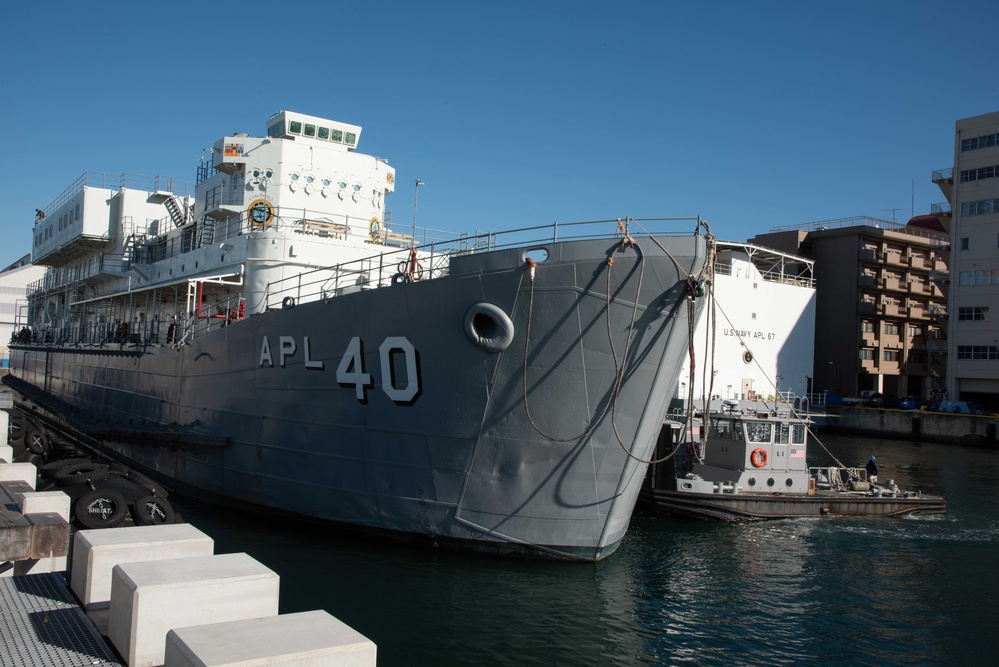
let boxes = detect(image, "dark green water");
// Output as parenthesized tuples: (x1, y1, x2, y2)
(174, 433, 997, 666)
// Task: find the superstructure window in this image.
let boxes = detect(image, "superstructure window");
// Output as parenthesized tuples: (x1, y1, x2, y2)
(304, 124, 316, 137)
(958, 306, 988, 321)
(318, 127, 330, 140)
(289, 121, 302, 134)
(331, 129, 344, 143)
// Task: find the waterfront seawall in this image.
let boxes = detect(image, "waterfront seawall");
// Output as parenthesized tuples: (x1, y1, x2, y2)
(824, 407, 998, 445)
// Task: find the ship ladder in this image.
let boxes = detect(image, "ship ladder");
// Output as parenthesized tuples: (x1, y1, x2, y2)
(164, 196, 191, 228)
(198, 216, 216, 247)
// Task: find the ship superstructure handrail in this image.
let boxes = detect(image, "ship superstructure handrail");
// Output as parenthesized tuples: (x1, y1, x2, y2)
(263, 217, 702, 309)
(40, 171, 196, 217)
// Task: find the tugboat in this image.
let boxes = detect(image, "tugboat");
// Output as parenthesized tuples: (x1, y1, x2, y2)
(640, 405, 947, 519)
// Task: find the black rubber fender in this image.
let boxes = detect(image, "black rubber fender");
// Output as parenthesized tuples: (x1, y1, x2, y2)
(463, 302, 515, 354)
(53, 462, 109, 487)
(7, 415, 27, 442)
(23, 425, 50, 456)
(74, 489, 127, 529)
(131, 496, 176, 525)
(39, 458, 92, 478)
(126, 470, 169, 498)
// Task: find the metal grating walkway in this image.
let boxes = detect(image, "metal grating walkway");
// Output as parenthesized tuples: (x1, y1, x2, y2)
(0, 573, 123, 667)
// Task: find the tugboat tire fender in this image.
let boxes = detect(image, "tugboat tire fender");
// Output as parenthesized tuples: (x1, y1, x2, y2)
(751, 448, 768, 468)
(463, 302, 515, 354)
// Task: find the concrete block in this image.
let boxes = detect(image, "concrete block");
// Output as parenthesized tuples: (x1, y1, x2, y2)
(109, 552, 280, 667)
(71, 523, 214, 609)
(19, 490, 71, 522)
(0, 444, 12, 463)
(0, 463, 37, 489)
(164, 610, 377, 667)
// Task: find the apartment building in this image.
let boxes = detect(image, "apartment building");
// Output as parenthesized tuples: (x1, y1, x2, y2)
(932, 110, 999, 409)
(751, 217, 949, 401)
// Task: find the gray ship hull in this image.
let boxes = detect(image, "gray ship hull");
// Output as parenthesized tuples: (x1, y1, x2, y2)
(10, 234, 706, 560)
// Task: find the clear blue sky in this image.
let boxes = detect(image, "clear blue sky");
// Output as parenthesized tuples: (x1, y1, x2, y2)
(2, 1, 996, 268)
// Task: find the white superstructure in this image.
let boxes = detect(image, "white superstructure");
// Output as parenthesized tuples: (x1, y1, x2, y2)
(677, 241, 815, 405)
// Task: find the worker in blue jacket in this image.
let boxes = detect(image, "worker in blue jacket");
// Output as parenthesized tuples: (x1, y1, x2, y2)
(866, 455, 879, 483)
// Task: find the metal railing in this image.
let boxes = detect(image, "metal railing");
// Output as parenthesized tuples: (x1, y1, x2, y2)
(41, 172, 195, 216)
(263, 217, 702, 310)
(931, 168, 953, 182)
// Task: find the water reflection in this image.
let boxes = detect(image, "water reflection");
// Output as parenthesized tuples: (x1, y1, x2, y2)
(174, 432, 999, 666)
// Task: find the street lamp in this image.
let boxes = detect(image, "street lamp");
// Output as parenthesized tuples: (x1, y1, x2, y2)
(413, 179, 425, 231)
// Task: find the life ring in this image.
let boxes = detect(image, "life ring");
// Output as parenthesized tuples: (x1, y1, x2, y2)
(247, 199, 274, 228)
(751, 448, 768, 468)
(391, 273, 409, 285)
(369, 218, 381, 242)
(282, 296, 295, 309)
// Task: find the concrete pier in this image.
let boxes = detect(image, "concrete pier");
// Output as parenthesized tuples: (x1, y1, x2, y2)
(164, 610, 377, 666)
(2, 408, 378, 666)
(109, 552, 280, 667)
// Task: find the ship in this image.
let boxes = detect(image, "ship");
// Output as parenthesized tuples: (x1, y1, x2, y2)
(6, 110, 713, 561)
(640, 405, 946, 519)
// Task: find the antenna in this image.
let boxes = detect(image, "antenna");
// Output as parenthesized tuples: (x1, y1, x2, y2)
(883, 208, 901, 223)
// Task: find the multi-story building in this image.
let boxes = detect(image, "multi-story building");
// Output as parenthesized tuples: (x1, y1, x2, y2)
(932, 110, 999, 410)
(752, 217, 949, 401)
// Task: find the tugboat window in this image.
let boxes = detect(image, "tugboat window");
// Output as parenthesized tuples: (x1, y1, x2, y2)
(289, 121, 302, 134)
(331, 129, 343, 143)
(304, 124, 316, 137)
(318, 127, 330, 140)
(747, 422, 773, 443)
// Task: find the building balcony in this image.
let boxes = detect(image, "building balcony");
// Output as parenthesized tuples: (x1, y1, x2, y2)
(858, 274, 876, 288)
(859, 248, 878, 262)
(907, 306, 925, 319)
(883, 277, 903, 291)
(930, 202, 952, 217)
(858, 301, 877, 314)
(928, 305, 948, 319)
(881, 303, 901, 316)
(931, 168, 954, 183)
(929, 269, 950, 283)
(883, 252, 905, 266)
(927, 339, 947, 352)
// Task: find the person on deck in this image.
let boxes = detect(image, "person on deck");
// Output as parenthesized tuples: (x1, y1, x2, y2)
(866, 455, 879, 483)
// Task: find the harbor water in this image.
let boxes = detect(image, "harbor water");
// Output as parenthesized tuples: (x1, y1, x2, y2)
(174, 433, 997, 666)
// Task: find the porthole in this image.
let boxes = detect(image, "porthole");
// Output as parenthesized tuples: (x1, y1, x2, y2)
(743, 350, 753, 364)
(766, 478, 775, 487)
(785, 478, 794, 487)
(747, 477, 757, 487)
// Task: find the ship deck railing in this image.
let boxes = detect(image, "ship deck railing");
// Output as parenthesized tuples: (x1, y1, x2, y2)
(263, 217, 703, 310)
